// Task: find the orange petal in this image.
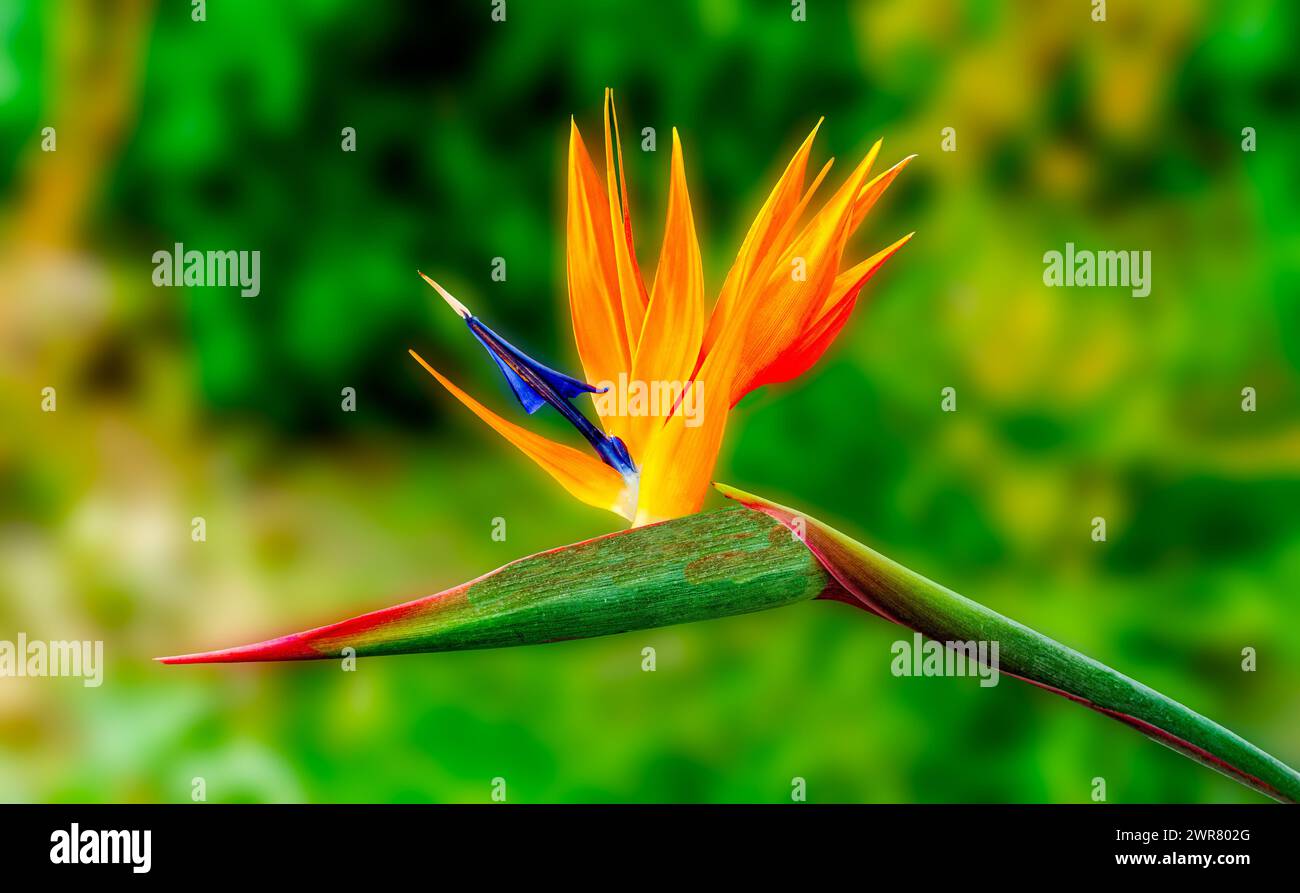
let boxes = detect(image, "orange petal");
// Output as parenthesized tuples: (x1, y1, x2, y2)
(721, 146, 879, 405)
(567, 119, 632, 442)
(824, 231, 914, 317)
(626, 128, 705, 461)
(789, 139, 880, 248)
(603, 89, 650, 354)
(702, 119, 824, 359)
(725, 153, 834, 328)
(409, 350, 633, 520)
(848, 153, 914, 238)
(752, 232, 914, 391)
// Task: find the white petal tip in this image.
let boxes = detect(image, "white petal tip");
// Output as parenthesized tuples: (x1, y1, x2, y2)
(418, 271, 471, 318)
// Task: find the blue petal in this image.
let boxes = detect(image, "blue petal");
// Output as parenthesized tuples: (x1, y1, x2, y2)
(459, 314, 635, 477)
(597, 435, 636, 478)
(472, 319, 605, 399)
(468, 326, 547, 414)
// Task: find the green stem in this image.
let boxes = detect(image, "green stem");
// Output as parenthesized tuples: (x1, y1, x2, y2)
(717, 483, 1300, 803)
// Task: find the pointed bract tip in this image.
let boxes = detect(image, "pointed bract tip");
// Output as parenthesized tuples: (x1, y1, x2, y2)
(418, 271, 471, 318)
(713, 481, 761, 504)
(156, 630, 323, 664)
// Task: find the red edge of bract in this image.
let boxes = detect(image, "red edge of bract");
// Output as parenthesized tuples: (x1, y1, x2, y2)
(716, 483, 901, 623)
(156, 521, 650, 665)
(1019, 675, 1287, 803)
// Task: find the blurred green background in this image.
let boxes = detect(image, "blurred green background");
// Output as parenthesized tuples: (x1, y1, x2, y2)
(2, 0, 1298, 803)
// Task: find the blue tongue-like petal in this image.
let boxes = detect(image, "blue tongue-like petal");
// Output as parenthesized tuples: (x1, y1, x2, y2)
(466, 317, 606, 413)
(468, 326, 547, 414)
(420, 272, 633, 476)
(479, 321, 605, 399)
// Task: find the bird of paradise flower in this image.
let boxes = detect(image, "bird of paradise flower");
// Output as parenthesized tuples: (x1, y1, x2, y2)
(409, 89, 912, 526)
(161, 92, 1300, 804)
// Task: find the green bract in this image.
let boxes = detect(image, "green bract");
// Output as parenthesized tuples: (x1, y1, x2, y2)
(161, 486, 1300, 803)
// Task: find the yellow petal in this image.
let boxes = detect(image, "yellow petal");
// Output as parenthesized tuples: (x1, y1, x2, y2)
(633, 400, 730, 527)
(634, 288, 748, 526)
(603, 89, 650, 354)
(627, 128, 705, 461)
(567, 119, 632, 442)
(409, 350, 632, 520)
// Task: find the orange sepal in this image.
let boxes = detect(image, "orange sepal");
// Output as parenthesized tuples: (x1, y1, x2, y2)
(567, 119, 632, 442)
(410, 350, 632, 520)
(627, 128, 705, 461)
(603, 89, 650, 354)
(749, 232, 914, 392)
